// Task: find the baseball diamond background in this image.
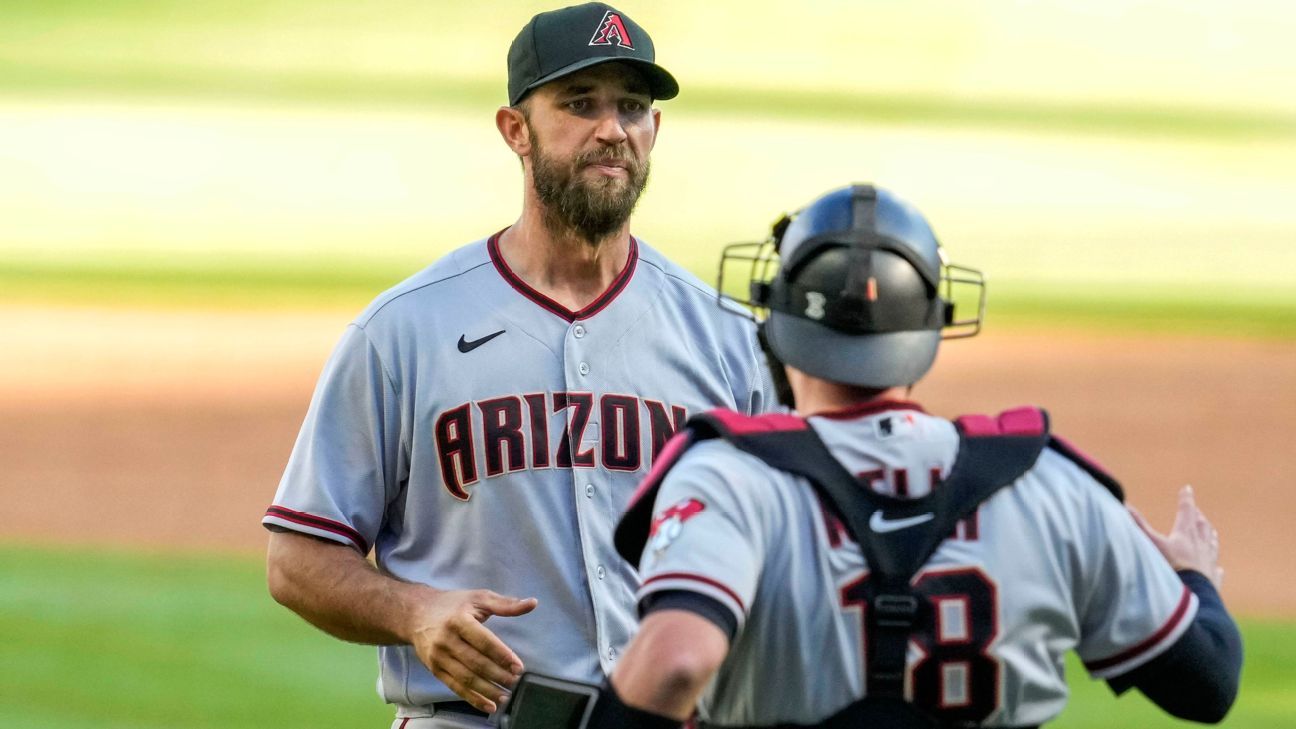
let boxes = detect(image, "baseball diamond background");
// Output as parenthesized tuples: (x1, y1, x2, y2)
(1, 0, 1294, 727)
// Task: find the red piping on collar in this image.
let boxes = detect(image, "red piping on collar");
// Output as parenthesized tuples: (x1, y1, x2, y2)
(488, 229, 639, 322)
(808, 400, 927, 421)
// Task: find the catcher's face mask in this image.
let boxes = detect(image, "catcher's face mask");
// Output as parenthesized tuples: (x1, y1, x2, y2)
(716, 184, 986, 389)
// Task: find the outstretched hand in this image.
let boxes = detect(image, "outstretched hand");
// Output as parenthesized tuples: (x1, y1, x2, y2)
(408, 589, 539, 713)
(1130, 485, 1224, 590)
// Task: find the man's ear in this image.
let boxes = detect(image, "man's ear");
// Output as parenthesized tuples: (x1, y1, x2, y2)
(496, 106, 531, 157)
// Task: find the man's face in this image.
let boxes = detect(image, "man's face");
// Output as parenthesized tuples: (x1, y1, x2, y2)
(521, 63, 659, 245)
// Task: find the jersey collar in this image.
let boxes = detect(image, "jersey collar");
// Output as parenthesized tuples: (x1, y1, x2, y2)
(807, 399, 927, 421)
(487, 229, 640, 323)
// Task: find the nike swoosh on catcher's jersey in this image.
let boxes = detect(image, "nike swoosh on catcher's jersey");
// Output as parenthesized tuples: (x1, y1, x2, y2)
(457, 330, 506, 353)
(869, 510, 935, 533)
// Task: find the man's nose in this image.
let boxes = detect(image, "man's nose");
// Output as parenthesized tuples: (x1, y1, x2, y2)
(593, 108, 629, 145)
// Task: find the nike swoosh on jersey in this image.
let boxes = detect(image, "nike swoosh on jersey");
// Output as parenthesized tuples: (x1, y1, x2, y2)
(868, 510, 935, 533)
(457, 330, 506, 353)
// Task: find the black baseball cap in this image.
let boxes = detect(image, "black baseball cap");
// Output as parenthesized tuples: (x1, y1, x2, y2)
(507, 3, 679, 106)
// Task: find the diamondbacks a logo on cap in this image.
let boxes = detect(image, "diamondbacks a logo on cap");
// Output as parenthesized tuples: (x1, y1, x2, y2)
(589, 10, 634, 49)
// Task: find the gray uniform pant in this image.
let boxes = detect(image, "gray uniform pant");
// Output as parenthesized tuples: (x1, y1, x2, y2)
(391, 708, 491, 729)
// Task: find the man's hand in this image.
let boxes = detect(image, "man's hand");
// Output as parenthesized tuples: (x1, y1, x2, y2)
(1131, 485, 1224, 590)
(407, 589, 539, 713)
(266, 532, 538, 714)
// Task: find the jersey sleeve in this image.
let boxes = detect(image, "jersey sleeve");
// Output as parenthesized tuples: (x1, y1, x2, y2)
(1065, 459, 1199, 679)
(634, 442, 774, 633)
(261, 323, 406, 553)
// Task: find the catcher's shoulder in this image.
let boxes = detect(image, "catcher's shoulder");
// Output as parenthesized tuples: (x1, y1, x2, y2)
(955, 405, 1122, 500)
(692, 408, 810, 436)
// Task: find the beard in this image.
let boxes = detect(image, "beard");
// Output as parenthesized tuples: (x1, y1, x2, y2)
(530, 131, 651, 246)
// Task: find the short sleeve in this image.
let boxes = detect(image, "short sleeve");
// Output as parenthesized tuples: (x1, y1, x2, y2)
(635, 442, 774, 632)
(1072, 477, 1198, 679)
(261, 324, 405, 553)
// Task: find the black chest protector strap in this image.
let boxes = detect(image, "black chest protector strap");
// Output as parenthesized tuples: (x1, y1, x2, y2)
(688, 411, 1050, 727)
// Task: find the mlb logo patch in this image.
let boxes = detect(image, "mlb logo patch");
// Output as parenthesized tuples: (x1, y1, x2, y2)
(589, 10, 634, 49)
(875, 412, 917, 439)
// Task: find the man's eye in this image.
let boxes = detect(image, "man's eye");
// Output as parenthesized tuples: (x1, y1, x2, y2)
(567, 99, 590, 112)
(622, 100, 645, 114)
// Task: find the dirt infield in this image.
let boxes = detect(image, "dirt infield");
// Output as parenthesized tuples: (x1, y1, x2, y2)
(2, 305, 1292, 616)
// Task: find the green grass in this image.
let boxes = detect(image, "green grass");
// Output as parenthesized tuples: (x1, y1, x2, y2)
(0, 543, 1290, 728)
(988, 283, 1296, 340)
(1056, 621, 1296, 729)
(1, 0, 1292, 338)
(0, 258, 413, 311)
(4, 258, 1294, 340)
(1, 0, 1293, 141)
(0, 544, 392, 729)
(3, 60, 1292, 142)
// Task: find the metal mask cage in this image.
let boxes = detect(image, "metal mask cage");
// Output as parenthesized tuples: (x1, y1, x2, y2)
(717, 228, 988, 340)
(940, 261, 987, 339)
(716, 237, 781, 323)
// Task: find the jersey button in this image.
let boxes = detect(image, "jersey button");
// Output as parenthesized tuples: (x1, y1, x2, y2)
(578, 362, 590, 376)
(585, 484, 594, 498)
(574, 325, 586, 338)
(607, 647, 617, 660)
(596, 565, 606, 579)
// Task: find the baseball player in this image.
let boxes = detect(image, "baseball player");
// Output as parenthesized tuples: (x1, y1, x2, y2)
(261, 4, 770, 728)
(562, 184, 1240, 728)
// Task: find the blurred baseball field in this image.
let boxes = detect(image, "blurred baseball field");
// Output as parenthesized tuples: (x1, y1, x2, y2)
(1, 1, 1293, 727)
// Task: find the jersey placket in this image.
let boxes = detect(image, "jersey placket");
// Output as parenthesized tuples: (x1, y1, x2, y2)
(561, 315, 630, 670)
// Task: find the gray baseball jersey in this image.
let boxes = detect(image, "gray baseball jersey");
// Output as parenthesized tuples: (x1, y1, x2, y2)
(263, 232, 771, 715)
(636, 402, 1195, 727)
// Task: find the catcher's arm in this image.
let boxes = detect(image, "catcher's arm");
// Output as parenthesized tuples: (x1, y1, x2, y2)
(605, 607, 729, 723)
(1116, 486, 1242, 723)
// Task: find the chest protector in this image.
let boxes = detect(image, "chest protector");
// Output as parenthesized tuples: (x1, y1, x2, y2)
(615, 407, 1122, 729)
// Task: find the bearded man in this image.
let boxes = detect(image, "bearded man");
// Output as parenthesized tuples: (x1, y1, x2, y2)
(261, 4, 772, 728)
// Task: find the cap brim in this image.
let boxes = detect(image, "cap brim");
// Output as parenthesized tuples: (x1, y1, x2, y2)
(512, 56, 679, 105)
(766, 312, 941, 389)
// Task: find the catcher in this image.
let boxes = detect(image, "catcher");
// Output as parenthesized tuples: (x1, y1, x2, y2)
(500, 184, 1242, 729)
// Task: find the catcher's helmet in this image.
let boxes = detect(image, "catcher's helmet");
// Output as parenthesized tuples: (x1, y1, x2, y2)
(719, 184, 985, 389)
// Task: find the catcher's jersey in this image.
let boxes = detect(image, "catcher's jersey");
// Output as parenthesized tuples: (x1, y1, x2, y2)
(264, 232, 770, 710)
(637, 402, 1195, 727)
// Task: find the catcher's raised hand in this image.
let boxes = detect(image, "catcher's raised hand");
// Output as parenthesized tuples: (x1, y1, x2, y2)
(407, 588, 539, 713)
(1130, 485, 1224, 590)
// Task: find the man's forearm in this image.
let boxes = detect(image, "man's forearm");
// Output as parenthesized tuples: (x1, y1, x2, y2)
(266, 529, 428, 645)
(1107, 570, 1242, 723)
(610, 609, 729, 721)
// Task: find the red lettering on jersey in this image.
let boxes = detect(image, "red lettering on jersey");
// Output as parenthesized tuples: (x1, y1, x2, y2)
(857, 467, 945, 497)
(601, 394, 642, 472)
(646, 400, 688, 462)
(840, 567, 1001, 722)
(588, 10, 634, 49)
(954, 510, 980, 541)
(555, 392, 596, 468)
(479, 396, 526, 478)
(435, 404, 478, 500)
(894, 468, 910, 497)
(857, 468, 886, 493)
(436, 394, 690, 494)
(524, 393, 550, 468)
